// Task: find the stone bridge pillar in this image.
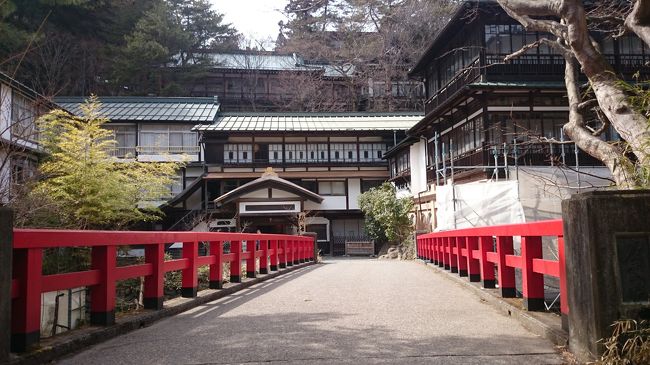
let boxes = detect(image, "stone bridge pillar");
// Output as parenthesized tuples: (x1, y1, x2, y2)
(562, 191, 650, 362)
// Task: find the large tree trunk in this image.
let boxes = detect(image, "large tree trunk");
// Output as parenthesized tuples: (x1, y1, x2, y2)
(562, 59, 635, 188)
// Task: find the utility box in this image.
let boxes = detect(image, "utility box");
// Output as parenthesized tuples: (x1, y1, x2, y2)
(562, 190, 650, 362)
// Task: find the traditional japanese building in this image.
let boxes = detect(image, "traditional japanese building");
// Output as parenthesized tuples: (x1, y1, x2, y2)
(55, 96, 220, 208)
(181, 112, 422, 254)
(169, 51, 424, 113)
(0, 72, 53, 204)
(387, 0, 649, 231)
(51, 97, 421, 253)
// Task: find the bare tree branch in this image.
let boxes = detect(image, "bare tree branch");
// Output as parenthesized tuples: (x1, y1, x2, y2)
(626, 0, 650, 47)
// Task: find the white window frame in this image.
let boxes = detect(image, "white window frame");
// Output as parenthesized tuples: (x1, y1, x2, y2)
(224, 144, 252, 164)
(138, 124, 197, 154)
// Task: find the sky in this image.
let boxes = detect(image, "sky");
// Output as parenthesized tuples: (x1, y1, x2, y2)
(211, 0, 289, 48)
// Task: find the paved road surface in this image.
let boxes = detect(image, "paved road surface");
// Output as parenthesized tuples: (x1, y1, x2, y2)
(59, 259, 562, 364)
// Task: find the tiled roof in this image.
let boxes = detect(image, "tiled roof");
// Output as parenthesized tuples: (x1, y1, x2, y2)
(54, 97, 220, 122)
(210, 53, 303, 71)
(193, 112, 423, 132)
(202, 53, 354, 77)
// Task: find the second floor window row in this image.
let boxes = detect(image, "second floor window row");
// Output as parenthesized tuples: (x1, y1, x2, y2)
(223, 142, 388, 164)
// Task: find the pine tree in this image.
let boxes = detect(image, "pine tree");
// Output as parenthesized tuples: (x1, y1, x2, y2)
(28, 97, 184, 229)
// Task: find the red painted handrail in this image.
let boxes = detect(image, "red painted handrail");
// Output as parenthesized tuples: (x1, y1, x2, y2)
(416, 219, 567, 316)
(10, 230, 314, 352)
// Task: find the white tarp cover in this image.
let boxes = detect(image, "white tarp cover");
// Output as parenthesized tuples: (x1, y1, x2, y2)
(435, 180, 525, 231)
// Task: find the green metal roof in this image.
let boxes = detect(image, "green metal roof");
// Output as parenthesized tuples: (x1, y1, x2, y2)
(54, 97, 220, 122)
(193, 112, 423, 132)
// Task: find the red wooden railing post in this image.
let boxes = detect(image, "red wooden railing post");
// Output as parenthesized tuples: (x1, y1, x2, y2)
(309, 238, 315, 261)
(440, 237, 450, 270)
(521, 236, 545, 310)
(1, 208, 11, 361)
(260, 239, 269, 274)
(293, 239, 303, 265)
(457, 237, 468, 277)
(286, 240, 294, 266)
(466, 237, 481, 282)
(209, 240, 224, 289)
(449, 237, 458, 273)
(270, 240, 279, 271)
(424, 237, 428, 262)
(143, 243, 165, 310)
(436, 238, 443, 267)
(90, 245, 117, 325)
(11, 248, 42, 352)
(420, 238, 433, 262)
(297, 239, 302, 264)
(303, 239, 308, 262)
(181, 240, 198, 297)
(293, 239, 300, 265)
(246, 238, 256, 278)
(431, 238, 436, 263)
(299, 239, 306, 263)
(305, 239, 311, 261)
(230, 240, 242, 282)
(496, 236, 516, 297)
(279, 240, 287, 268)
(558, 235, 569, 329)
(478, 236, 495, 288)
(420, 237, 425, 261)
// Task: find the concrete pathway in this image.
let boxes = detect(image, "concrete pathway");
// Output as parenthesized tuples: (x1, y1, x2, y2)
(59, 258, 563, 365)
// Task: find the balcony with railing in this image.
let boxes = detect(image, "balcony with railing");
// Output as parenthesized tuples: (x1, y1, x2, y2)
(222, 157, 388, 167)
(431, 143, 603, 183)
(484, 54, 566, 79)
(424, 59, 482, 115)
(137, 146, 201, 154)
(108, 147, 137, 158)
(107, 146, 201, 160)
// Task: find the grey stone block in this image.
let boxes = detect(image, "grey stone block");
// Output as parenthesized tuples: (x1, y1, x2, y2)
(562, 190, 650, 362)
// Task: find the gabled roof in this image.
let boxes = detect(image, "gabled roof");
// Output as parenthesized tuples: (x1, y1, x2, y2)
(0, 71, 41, 100)
(194, 112, 423, 132)
(215, 170, 323, 205)
(410, 1, 499, 77)
(0, 71, 60, 110)
(54, 96, 220, 123)
(177, 51, 355, 78)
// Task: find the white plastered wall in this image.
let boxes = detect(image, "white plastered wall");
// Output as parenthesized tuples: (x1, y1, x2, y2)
(409, 140, 427, 195)
(347, 178, 361, 209)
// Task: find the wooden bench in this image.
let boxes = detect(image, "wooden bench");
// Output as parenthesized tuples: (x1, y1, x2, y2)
(345, 240, 375, 256)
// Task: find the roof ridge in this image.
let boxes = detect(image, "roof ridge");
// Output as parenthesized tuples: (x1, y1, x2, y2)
(54, 96, 218, 104)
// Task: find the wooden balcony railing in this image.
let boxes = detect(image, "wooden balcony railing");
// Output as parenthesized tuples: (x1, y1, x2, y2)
(424, 59, 482, 115)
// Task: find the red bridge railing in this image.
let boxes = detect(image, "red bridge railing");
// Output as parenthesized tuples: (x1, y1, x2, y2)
(416, 220, 567, 316)
(10, 230, 314, 352)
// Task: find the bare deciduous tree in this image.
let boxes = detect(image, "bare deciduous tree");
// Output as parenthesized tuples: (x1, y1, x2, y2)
(279, 0, 455, 112)
(496, 0, 650, 188)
